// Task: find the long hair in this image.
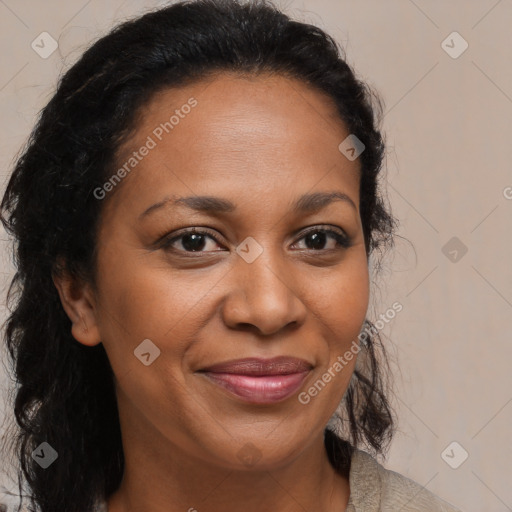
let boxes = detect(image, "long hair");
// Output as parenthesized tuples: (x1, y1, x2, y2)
(0, 1, 398, 510)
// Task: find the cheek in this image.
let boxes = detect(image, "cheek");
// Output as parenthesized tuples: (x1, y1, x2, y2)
(320, 253, 370, 340)
(317, 254, 369, 386)
(300, 260, 368, 417)
(94, 255, 212, 431)
(94, 247, 225, 372)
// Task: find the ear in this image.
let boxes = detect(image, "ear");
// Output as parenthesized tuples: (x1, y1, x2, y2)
(52, 266, 102, 347)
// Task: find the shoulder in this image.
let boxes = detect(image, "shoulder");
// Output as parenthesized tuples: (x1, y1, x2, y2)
(347, 448, 462, 512)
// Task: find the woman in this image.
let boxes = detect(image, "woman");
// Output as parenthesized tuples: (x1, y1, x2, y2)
(0, 1, 461, 511)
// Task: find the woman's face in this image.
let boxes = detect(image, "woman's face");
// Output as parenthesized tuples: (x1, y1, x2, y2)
(84, 72, 369, 469)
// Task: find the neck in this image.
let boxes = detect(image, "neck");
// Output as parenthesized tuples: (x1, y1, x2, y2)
(106, 396, 350, 512)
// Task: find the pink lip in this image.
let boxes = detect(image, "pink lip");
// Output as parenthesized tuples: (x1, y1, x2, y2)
(201, 371, 311, 404)
(198, 356, 313, 404)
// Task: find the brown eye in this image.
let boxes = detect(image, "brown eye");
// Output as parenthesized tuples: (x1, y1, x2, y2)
(160, 228, 224, 253)
(293, 227, 352, 251)
(157, 225, 352, 256)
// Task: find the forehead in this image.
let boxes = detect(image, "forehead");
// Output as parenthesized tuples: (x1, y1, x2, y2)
(104, 72, 361, 218)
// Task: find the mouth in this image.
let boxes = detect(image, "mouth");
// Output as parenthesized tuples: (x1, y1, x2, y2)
(197, 356, 313, 404)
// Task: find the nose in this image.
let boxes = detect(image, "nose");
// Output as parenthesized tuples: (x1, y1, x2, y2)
(221, 252, 307, 336)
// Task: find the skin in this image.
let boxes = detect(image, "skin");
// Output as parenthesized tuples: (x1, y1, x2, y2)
(53, 72, 370, 512)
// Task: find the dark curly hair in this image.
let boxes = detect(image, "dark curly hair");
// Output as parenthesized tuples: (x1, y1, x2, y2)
(0, 1, 398, 510)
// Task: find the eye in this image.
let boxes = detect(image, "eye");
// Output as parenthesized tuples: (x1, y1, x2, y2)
(159, 227, 224, 254)
(157, 225, 352, 255)
(292, 226, 352, 251)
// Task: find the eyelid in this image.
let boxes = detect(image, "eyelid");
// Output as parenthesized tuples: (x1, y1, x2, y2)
(293, 224, 349, 240)
(292, 225, 352, 250)
(157, 224, 352, 253)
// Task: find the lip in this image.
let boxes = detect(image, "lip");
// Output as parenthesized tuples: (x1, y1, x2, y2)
(198, 356, 313, 404)
(202, 372, 310, 404)
(199, 356, 313, 375)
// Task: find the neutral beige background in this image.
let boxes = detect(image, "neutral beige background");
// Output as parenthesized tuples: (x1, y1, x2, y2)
(1, 1, 511, 511)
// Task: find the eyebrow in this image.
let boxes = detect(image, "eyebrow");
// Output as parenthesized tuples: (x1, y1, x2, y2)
(139, 191, 357, 221)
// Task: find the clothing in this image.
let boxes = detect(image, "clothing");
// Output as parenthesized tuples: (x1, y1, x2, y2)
(346, 449, 461, 511)
(93, 448, 461, 511)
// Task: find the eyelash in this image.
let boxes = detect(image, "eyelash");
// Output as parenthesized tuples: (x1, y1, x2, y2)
(157, 225, 352, 255)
